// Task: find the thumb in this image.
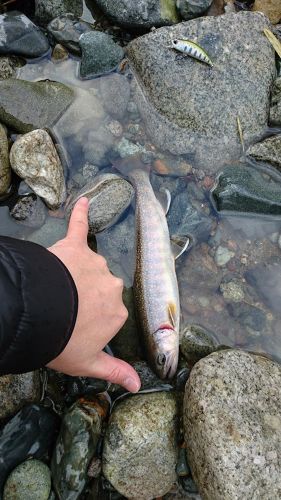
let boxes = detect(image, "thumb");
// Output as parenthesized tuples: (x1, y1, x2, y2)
(92, 351, 141, 393)
(66, 197, 89, 243)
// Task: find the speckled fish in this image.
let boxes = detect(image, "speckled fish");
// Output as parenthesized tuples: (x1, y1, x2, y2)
(172, 39, 213, 66)
(115, 157, 188, 380)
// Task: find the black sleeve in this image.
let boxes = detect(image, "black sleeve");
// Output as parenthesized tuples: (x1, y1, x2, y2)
(0, 236, 78, 375)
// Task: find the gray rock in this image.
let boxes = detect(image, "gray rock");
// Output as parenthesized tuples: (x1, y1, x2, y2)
(0, 56, 24, 80)
(47, 13, 93, 55)
(35, 0, 83, 26)
(103, 392, 178, 499)
(215, 245, 235, 266)
(0, 79, 74, 134)
(79, 31, 124, 79)
(94, 0, 179, 29)
(3, 459, 51, 500)
(0, 372, 40, 422)
(127, 12, 276, 171)
(176, 0, 213, 20)
(270, 77, 281, 125)
(0, 11, 50, 58)
(245, 257, 281, 314)
(27, 216, 67, 247)
(51, 397, 106, 500)
(10, 194, 47, 228)
(115, 137, 147, 157)
(99, 73, 131, 119)
(0, 123, 11, 196)
(82, 126, 114, 167)
(51, 43, 69, 62)
(184, 349, 281, 500)
(220, 280, 245, 302)
(227, 302, 267, 332)
(180, 324, 219, 365)
(66, 174, 134, 235)
(247, 134, 281, 171)
(10, 129, 66, 209)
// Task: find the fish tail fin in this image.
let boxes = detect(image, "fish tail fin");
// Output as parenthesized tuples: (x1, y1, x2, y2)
(112, 154, 151, 180)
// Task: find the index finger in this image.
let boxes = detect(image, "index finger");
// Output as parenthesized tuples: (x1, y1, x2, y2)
(66, 197, 89, 243)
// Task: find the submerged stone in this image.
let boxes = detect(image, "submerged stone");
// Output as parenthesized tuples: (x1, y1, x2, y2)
(0, 56, 24, 80)
(99, 73, 131, 120)
(245, 257, 281, 314)
(247, 134, 281, 171)
(0, 11, 50, 58)
(0, 124, 11, 196)
(10, 194, 47, 228)
(180, 324, 219, 365)
(3, 460, 51, 500)
(35, 0, 83, 26)
(0, 372, 40, 423)
(48, 14, 93, 55)
(176, 0, 213, 20)
(211, 164, 281, 216)
(0, 79, 74, 134)
(79, 31, 124, 78)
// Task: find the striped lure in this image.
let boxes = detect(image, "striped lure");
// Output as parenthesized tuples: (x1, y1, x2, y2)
(172, 39, 213, 66)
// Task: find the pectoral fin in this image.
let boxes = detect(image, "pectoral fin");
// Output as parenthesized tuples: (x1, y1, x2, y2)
(168, 302, 177, 328)
(171, 234, 190, 260)
(156, 188, 171, 215)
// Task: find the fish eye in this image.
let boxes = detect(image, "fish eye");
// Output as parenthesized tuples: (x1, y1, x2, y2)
(157, 353, 166, 366)
(173, 40, 178, 45)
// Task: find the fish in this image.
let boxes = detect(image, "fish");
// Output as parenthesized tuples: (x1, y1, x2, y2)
(171, 39, 213, 67)
(115, 157, 189, 380)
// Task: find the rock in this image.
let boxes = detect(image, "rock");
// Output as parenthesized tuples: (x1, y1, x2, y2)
(48, 14, 93, 55)
(0, 123, 11, 196)
(245, 257, 281, 314)
(35, 0, 83, 26)
(115, 137, 147, 157)
(79, 31, 124, 79)
(0, 12, 50, 58)
(211, 164, 281, 216)
(99, 74, 131, 119)
(3, 460, 51, 500)
(184, 349, 281, 499)
(180, 324, 219, 365)
(227, 302, 266, 331)
(51, 43, 69, 62)
(0, 404, 59, 493)
(178, 244, 222, 292)
(51, 397, 108, 500)
(247, 134, 281, 171)
(270, 77, 281, 125)
(127, 12, 276, 171)
(0, 79, 74, 134)
(65, 377, 109, 405)
(10, 129, 66, 209)
(176, 0, 213, 20)
(93, 0, 179, 29)
(66, 174, 134, 235)
(103, 392, 178, 499)
(0, 372, 40, 423)
(82, 126, 115, 167)
(215, 245, 235, 266)
(220, 280, 245, 302)
(27, 216, 67, 247)
(10, 194, 47, 228)
(253, 0, 281, 24)
(0, 56, 24, 80)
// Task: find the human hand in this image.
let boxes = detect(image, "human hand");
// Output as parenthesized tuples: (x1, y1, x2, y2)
(47, 197, 140, 393)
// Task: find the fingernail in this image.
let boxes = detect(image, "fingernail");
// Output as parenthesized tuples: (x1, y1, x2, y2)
(124, 377, 141, 393)
(78, 197, 89, 206)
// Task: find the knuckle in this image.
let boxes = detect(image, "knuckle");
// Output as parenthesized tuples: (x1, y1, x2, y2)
(96, 254, 108, 268)
(108, 366, 122, 383)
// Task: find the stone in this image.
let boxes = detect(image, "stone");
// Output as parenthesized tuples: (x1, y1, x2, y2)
(51, 44, 69, 62)
(215, 245, 235, 266)
(52, 397, 107, 500)
(79, 31, 124, 79)
(0, 372, 40, 423)
(115, 137, 147, 158)
(127, 12, 276, 172)
(3, 460, 51, 500)
(0, 123, 11, 196)
(66, 174, 134, 235)
(176, 0, 213, 20)
(27, 216, 67, 247)
(270, 77, 281, 126)
(10, 194, 47, 228)
(247, 134, 281, 171)
(82, 126, 114, 167)
(184, 349, 281, 499)
(211, 164, 281, 216)
(220, 280, 245, 302)
(0, 79, 74, 134)
(0, 56, 24, 80)
(253, 0, 281, 24)
(180, 324, 219, 365)
(93, 0, 179, 29)
(10, 129, 66, 209)
(103, 392, 178, 499)
(35, 0, 83, 26)
(245, 257, 281, 314)
(48, 14, 93, 55)
(99, 73, 131, 119)
(0, 12, 50, 58)
(227, 302, 266, 331)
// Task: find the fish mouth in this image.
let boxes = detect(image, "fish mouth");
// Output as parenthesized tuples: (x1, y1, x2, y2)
(154, 349, 178, 380)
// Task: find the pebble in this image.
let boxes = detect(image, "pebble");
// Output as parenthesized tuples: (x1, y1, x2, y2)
(115, 137, 147, 158)
(47, 14, 93, 55)
(245, 257, 281, 313)
(51, 43, 69, 63)
(0, 123, 11, 196)
(220, 280, 245, 302)
(180, 324, 219, 366)
(10, 194, 47, 228)
(99, 73, 131, 120)
(79, 31, 124, 79)
(0, 56, 24, 80)
(3, 460, 51, 500)
(227, 302, 266, 332)
(0, 12, 49, 58)
(215, 245, 235, 267)
(176, 0, 213, 20)
(0, 372, 40, 423)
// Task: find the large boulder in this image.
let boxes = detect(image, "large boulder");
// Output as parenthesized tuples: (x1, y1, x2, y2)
(0, 124, 11, 196)
(127, 12, 276, 172)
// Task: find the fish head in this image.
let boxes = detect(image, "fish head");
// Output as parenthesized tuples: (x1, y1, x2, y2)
(172, 39, 179, 48)
(151, 327, 179, 380)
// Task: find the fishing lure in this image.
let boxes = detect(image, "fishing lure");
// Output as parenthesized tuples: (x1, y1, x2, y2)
(171, 39, 213, 67)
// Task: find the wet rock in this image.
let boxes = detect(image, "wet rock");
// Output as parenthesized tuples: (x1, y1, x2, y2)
(103, 392, 178, 499)
(48, 14, 93, 55)
(180, 324, 219, 365)
(115, 137, 147, 158)
(127, 12, 275, 171)
(0, 79, 74, 134)
(220, 280, 245, 302)
(0, 123, 11, 196)
(10, 129, 66, 209)
(253, 0, 281, 24)
(94, 0, 179, 29)
(65, 377, 109, 404)
(0, 404, 59, 493)
(79, 31, 124, 79)
(35, 0, 83, 26)
(51, 43, 69, 62)
(211, 164, 281, 216)
(0, 372, 41, 423)
(0, 12, 50, 58)
(52, 397, 107, 500)
(3, 459, 51, 500)
(0, 56, 24, 80)
(10, 194, 47, 228)
(245, 257, 281, 314)
(176, 0, 213, 20)
(82, 126, 114, 167)
(270, 77, 281, 126)
(27, 216, 67, 247)
(66, 174, 134, 235)
(179, 245, 222, 292)
(184, 349, 281, 499)
(227, 302, 266, 331)
(247, 134, 281, 171)
(215, 245, 235, 266)
(99, 74, 131, 119)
